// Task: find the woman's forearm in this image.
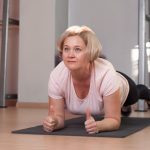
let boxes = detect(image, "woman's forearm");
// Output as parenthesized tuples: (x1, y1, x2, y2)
(96, 117, 121, 132)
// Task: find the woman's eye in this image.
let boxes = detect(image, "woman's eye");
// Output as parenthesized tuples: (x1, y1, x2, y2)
(75, 48, 81, 52)
(63, 47, 69, 51)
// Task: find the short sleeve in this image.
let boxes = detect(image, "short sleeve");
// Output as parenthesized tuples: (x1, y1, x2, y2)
(100, 69, 119, 97)
(48, 73, 63, 99)
(48, 62, 67, 99)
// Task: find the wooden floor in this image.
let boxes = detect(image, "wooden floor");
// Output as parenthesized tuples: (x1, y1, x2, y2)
(0, 106, 150, 150)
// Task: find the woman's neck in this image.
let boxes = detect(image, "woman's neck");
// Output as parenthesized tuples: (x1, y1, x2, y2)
(71, 63, 92, 83)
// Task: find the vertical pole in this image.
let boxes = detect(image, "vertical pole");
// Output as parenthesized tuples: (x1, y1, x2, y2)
(148, 0, 150, 39)
(0, 0, 9, 107)
(137, 0, 147, 111)
(148, 0, 150, 88)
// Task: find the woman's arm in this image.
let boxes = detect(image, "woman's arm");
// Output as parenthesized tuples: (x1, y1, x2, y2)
(85, 89, 121, 134)
(98, 89, 121, 130)
(43, 97, 65, 132)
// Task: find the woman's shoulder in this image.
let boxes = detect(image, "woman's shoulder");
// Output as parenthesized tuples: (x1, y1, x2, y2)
(50, 61, 69, 79)
(53, 61, 67, 71)
(93, 58, 119, 95)
(94, 58, 115, 72)
(93, 58, 118, 84)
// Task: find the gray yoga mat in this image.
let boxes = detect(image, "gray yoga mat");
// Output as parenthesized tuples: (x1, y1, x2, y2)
(12, 116, 150, 138)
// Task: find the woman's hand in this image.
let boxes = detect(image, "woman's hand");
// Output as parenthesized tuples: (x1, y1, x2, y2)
(43, 105, 58, 132)
(84, 108, 98, 134)
(43, 98, 65, 132)
(43, 115, 58, 132)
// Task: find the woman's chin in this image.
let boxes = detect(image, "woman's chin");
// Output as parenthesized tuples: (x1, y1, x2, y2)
(66, 65, 79, 71)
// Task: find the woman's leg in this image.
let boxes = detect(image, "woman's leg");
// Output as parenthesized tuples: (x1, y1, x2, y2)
(118, 71, 150, 116)
(117, 71, 138, 116)
(118, 73, 150, 104)
(117, 71, 139, 106)
(136, 84, 150, 100)
(136, 84, 150, 108)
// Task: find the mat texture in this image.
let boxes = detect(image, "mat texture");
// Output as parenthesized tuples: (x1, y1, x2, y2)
(12, 116, 150, 138)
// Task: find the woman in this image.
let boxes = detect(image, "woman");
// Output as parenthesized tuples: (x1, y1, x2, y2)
(43, 25, 150, 134)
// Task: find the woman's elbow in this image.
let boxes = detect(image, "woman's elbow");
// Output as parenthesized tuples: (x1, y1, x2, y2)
(113, 119, 121, 130)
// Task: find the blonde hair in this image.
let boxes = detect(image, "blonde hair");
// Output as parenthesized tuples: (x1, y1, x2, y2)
(57, 25, 102, 62)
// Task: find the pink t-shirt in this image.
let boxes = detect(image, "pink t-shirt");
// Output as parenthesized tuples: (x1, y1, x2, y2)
(48, 58, 129, 115)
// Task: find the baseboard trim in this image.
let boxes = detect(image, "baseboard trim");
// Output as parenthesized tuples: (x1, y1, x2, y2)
(16, 102, 48, 108)
(6, 99, 17, 107)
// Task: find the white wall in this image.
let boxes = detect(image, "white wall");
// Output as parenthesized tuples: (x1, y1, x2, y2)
(55, 0, 68, 64)
(18, 0, 68, 103)
(18, 0, 55, 103)
(18, 0, 147, 103)
(55, 0, 68, 44)
(69, 0, 138, 77)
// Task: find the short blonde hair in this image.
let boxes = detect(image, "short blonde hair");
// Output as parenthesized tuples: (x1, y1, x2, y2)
(57, 25, 102, 62)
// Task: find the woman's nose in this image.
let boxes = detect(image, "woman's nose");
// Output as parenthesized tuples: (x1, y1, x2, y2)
(68, 49, 75, 57)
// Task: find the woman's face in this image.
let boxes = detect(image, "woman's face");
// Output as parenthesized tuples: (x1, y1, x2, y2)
(62, 35, 90, 71)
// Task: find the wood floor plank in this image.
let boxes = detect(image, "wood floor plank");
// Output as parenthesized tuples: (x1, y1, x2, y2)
(0, 107, 150, 150)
